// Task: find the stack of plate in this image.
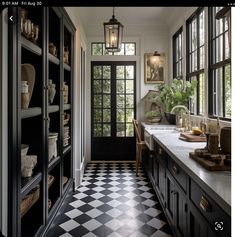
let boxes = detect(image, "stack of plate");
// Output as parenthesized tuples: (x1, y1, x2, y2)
(63, 126, 70, 147)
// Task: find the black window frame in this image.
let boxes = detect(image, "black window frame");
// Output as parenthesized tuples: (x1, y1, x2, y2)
(91, 42, 136, 56)
(173, 26, 183, 79)
(208, 7, 231, 120)
(186, 7, 205, 115)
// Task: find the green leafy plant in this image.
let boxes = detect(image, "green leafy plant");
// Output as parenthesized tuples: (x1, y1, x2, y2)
(145, 110, 161, 119)
(157, 79, 197, 112)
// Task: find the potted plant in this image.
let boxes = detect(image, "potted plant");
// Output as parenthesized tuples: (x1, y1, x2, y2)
(152, 79, 197, 124)
(145, 110, 162, 123)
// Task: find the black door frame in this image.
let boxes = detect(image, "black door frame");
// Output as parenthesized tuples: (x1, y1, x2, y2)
(91, 61, 136, 161)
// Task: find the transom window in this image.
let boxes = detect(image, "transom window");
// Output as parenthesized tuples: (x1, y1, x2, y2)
(209, 7, 231, 119)
(186, 8, 205, 115)
(91, 42, 136, 56)
(173, 27, 183, 79)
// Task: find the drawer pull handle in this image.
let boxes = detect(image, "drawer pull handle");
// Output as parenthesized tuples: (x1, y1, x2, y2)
(200, 196, 210, 212)
(159, 147, 163, 155)
(172, 165, 178, 175)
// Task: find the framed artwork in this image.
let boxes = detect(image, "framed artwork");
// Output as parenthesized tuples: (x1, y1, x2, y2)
(144, 53, 165, 84)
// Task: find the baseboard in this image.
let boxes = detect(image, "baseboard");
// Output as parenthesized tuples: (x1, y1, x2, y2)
(74, 161, 86, 188)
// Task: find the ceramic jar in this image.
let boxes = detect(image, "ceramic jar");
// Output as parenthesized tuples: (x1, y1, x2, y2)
(31, 25, 39, 44)
(48, 79, 56, 104)
(49, 42, 57, 57)
(21, 81, 30, 109)
(21, 155, 37, 177)
(208, 133, 219, 154)
(21, 92, 30, 109)
(220, 127, 231, 155)
(20, 8, 28, 34)
(63, 82, 68, 104)
(48, 133, 58, 162)
(21, 81, 29, 93)
(64, 46, 69, 64)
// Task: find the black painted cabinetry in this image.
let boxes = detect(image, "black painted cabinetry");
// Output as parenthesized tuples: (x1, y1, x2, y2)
(143, 139, 231, 237)
(8, 7, 75, 237)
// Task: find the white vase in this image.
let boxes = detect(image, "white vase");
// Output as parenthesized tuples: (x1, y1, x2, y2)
(21, 155, 37, 177)
(21, 92, 30, 109)
(48, 80, 56, 104)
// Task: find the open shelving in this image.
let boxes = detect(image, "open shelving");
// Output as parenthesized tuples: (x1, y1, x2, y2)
(8, 7, 75, 237)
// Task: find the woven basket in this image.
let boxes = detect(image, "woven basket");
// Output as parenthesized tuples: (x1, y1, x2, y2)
(21, 186, 40, 217)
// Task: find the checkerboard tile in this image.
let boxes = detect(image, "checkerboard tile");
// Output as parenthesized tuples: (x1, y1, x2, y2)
(48, 162, 172, 237)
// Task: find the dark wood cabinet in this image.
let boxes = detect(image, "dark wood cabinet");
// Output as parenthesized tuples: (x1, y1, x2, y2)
(149, 138, 231, 237)
(188, 201, 224, 237)
(8, 7, 75, 237)
(165, 171, 174, 225)
(166, 171, 187, 237)
(153, 142, 167, 206)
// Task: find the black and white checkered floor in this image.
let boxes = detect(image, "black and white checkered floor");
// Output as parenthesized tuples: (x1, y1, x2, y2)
(49, 162, 172, 237)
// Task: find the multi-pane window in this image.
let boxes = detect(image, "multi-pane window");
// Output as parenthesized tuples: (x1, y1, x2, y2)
(92, 65, 112, 137)
(92, 63, 135, 138)
(173, 27, 183, 79)
(91, 42, 136, 56)
(209, 7, 231, 119)
(186, 8, 205, 115)
(116, 65, 135, 137)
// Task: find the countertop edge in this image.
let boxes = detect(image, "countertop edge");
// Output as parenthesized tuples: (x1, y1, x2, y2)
(152, 135, 231, 216)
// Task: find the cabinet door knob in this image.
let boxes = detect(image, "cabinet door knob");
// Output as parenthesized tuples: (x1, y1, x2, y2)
(200, 196, 210, 212)
(172, 165, 178, 175)
(159, 147, 163, 154)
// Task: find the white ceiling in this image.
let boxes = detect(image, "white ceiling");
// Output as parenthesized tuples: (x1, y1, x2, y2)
(74, 7, 190, 27)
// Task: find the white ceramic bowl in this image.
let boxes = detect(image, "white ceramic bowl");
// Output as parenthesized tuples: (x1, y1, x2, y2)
(21, 144, 29, 157)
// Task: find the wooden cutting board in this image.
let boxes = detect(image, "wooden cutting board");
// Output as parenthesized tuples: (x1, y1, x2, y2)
(189, 152, 231, 171)
(179, 132, 206, 142)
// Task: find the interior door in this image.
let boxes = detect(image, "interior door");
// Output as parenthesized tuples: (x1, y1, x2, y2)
(91, 61, 136, 160)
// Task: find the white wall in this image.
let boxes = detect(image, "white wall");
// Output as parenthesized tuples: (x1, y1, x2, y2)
(65, 7, 87, 188)
(84, 21, 169, 162)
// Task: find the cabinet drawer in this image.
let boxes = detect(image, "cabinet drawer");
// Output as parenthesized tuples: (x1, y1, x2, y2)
(190, 179, 230, 235)
(168, 159, 187, 192)
(154, 142, 167, 167)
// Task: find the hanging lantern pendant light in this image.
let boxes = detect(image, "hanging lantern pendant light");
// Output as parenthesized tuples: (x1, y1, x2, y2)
(104, 7, 123, 52)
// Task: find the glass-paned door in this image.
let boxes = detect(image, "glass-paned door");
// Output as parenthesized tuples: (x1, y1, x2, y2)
(91, 61, 136, 160)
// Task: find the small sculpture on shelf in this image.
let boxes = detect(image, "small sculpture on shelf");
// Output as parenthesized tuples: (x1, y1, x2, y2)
(20, 8, 39, 45)
(63, 46, 69, 64)
(63, 82, 69, 104)
(48, 132, 58, 162)
(21, 81, 30, 109)
(21, 63, 36, 108)
(49, 42, 57, 57)
(21, 144, 37, 177)
(48, 79, 56, 104)
(63, 113, 70, 125)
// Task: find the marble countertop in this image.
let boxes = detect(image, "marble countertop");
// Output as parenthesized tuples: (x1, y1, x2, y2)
(151, 129, 231, 215)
